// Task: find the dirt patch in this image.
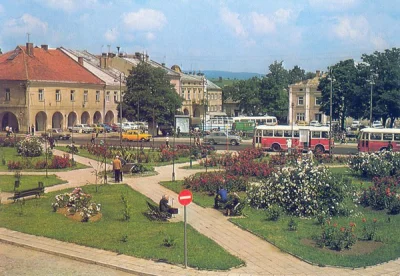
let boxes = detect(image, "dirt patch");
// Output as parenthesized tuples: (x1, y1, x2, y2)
(56, 207, 102, 222)
(301, 238, 384, 255)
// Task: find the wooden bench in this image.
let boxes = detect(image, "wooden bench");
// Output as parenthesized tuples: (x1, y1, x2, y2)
(8, 182, 44, 202)
(145, 201, 170, 221)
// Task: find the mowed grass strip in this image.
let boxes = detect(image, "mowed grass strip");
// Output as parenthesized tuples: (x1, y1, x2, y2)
(0, 184, 243, 270)
(0, 175, 66, 192)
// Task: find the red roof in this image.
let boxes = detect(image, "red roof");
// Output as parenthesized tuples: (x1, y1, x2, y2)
(0, 45, 104, 84)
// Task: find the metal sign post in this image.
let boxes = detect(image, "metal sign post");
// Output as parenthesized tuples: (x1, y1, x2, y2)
(178, 189, 193, 268)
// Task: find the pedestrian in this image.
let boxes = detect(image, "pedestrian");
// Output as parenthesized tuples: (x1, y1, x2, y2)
(177, 126, 181, 138)
(91, 132, 95, 144)
(112, 155, 122, 183)
(165, 135, 169, 148)
(31, 124, 35, 135)
(5, 126, 9, 137)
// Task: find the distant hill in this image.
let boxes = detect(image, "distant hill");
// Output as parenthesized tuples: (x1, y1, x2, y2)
(202, 70, 263, 80)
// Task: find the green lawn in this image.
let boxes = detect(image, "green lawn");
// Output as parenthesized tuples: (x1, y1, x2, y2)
(0, 175, 66, 192)
(0, 147, 87, 171)
(0, 184, 243, 270)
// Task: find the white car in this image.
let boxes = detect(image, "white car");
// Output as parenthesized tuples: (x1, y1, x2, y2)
(372, 121, 384, 128)
(351, 121, 361, 128)
(68, 124, 94, 133)
(309, 120, 321, 127)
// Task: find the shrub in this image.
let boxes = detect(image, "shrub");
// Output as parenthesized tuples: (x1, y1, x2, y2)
(16, 136, 43, 157)
(314, 221, 357, 251)
(34, 160, 48, 169)
(247, 159, 348, 217)
(50, 156, 71, 169)
(348, 151, 400, 178)
(183, 172, 247, 193)
(288, 218, 298, 231)
(7, 160, 22, 170)
(360, 218, 378, 241)
(266, 204, 282, 221)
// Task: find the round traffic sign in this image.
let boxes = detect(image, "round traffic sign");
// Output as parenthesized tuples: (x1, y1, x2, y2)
(178, 189, 193, 206)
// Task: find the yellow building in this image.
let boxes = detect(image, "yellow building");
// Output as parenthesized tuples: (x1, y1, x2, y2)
(288, 71, 328, 125)
(0, 43, 115, 133)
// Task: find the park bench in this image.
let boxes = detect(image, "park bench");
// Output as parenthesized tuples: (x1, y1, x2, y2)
(222, 197, 246, 216)
(145, 201, 170, 221)
(8, 182, 44, 202)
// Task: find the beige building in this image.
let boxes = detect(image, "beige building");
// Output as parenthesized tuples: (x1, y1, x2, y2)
(0, 43, 114, 133)
(288, 71, 328, 125)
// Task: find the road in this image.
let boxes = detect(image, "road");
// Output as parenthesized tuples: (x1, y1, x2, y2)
(57, 133, 358, 155)
(0, 242, 136, 276)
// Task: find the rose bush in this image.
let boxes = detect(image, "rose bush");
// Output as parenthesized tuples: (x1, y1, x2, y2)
(348, 151, 400, 178)
(16, 135, 43, 157)
(247, 159, 348, 217)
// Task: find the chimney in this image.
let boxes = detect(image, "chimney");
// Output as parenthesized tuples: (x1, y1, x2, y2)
(316, 70, 320, 77)
(26, 42, 34, 55)
(41, 44, 48, 50)
(100, 53, 108, 69)
(161, 63, 165, 67)
(78, 57, 84, 65)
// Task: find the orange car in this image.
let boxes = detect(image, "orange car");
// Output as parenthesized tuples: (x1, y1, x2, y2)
(122, 130, 152, 142)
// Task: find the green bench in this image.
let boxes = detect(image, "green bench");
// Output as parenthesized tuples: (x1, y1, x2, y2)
(8, 182, 44, 202)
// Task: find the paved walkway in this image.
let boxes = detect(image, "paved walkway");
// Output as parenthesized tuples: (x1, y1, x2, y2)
(1, 150, 400, 275)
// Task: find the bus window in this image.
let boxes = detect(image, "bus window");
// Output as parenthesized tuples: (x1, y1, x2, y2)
(275, 130, 283, 137)
(322, 131, 329, 138)
(263, 130, 274, 137)
(371, 133, 382, 140)
(293, 131, 299, 137)
(284, 130, 291, 137)
(395, 134, 400, 141)
(383, 133, 393, 141)
(312, 131, 321, 138)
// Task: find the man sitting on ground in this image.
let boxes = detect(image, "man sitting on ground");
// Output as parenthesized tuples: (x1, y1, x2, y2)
(214, 186, 228, 209)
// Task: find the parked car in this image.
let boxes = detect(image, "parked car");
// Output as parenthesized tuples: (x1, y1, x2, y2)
(121, 122, 134, 131)
(351, 120, 361, 128)
(99, 123, 112, 133)
(44, 128, 71, 140)
(372, 121, 383, 128)
(68, 124, 94, 133)
(90, 124, 104, 133)
(203, 131, 241, 145)
(309, 120, 321, 127)
(122, 130, 152, 142)
(108, 123, 121, 132)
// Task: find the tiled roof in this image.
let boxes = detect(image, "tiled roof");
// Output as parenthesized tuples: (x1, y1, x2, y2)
(0, 45, 104, 84)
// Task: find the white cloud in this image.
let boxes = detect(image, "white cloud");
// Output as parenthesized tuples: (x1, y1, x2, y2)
(122, 9, 167, 31)
(370, 35, 388, 50)
(274, 8, 293, 23)
(309, 0, 359, 11)
(104, 28, 118, 42)
(333, 15, 368, 41)
(38, 0, 97, 12)
(251, 12, 275, 34)
(4, 14, 48, 35)
(220, 7, 246, 37)
(146, 32, 155, 41)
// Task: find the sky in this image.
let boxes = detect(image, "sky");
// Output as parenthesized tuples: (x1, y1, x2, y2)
(0, 0, 399, 74)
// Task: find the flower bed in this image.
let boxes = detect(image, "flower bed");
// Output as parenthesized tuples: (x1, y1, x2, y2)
(348, 151, 400, 178)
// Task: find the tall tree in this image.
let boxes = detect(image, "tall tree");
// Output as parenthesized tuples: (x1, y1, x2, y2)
(288, 65, 305, 85)
(318, 59, 359, 130)
(124, 62, 182, 128)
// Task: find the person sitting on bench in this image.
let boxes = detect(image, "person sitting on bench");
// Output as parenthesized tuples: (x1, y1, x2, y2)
(225, 192, 241, 216)
(159, 195, 178, 218)
(214, 186, 228, 209)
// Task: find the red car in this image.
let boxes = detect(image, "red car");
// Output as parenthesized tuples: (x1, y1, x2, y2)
(106, 123, 121, 132)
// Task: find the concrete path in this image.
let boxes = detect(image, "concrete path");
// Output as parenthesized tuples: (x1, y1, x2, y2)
(1, 150, 400, 275)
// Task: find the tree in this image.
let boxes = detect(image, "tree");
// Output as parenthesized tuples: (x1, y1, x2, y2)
(318, 59, 359, 130)
(288, 65, 305, 85)
(123, 62, 182, 129)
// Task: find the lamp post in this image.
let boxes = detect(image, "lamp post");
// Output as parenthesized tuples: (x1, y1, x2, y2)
(172, 112, 176, 181)
(328, 71, 334, 157)
(291, 102, 294, 153)
(136, 90, 140, 163)
(367, 74, 377, 127)
(119, 73, 124, 147)
(44, 99, 48, 178)
(103, 88, 107, 184)
(71, 99, 75, 166)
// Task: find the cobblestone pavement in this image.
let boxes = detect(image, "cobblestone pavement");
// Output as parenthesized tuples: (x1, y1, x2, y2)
(0, 149, 399, 275)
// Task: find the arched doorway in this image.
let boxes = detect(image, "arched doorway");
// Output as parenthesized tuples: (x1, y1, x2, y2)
(184, 108, 189, 115)
(105, 111, 114, 124)
(193, 108, 200, 117)
(0, 112, 19, 132)
(35, 111, 47, 131)
(93, 111, 102, 123)
(68, 112, 77, 127)
(81, 112, 90, 124)
(52, 112, 63, 129)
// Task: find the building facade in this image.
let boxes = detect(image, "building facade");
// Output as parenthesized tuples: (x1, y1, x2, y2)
(0, 43, 112, 133)
(288, 71, 328, 125)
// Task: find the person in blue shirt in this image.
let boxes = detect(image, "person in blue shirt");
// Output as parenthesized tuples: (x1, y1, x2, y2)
(214, 186, 228, 209)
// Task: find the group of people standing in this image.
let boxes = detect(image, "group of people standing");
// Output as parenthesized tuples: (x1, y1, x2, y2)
(5, 126, 13, 137)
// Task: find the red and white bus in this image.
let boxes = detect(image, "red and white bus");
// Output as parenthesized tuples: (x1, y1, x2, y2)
(358, 127, 400, 152)
(253, 125, 333, 153)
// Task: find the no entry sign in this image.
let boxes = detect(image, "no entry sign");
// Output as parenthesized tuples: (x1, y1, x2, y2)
(178, 189, 193, 206)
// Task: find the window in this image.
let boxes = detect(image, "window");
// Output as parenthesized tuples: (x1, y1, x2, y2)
(299, 88, 303, 91)
(383, 133, 393, 141)
(83, 90, 88, 102)
(39, 89, 44, 101)
(274, 130, 283, 137)
(114, 91, 118, 103)
(322, 131, 329, 138)
(298, 96, 304, 105)
(394, 133, 400, 141)
(55, 90, 61, 102)
(284, 130, 292, 137)
(181, 89, 185, 98)
(315, 97, 321, 105)
(371, 133, 382, 140)
(263, 130, 273, 137)
(96, 91, 100, 102)
(70, 90, 75, 101)
(5, 88, 10, 101)
(106, 91, 110, 102)
(188, 89, 191, 100)
(296, 113, 305, 121)
(293, 131, 300, 137)
(312, 131, 321, 138)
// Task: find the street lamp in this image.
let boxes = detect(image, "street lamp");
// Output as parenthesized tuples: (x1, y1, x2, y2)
(367, 73, 378, 127)
(172, 113, 176, 181)
(44, 99, 48, 178)
(118, 73, 126, 147)
(327, 71, 335, 157)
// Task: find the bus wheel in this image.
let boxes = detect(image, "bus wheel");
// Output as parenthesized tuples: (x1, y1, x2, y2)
(272, 143, 281, 152)
(230, 139, 238, 146)
(209, 139, 215, 145)
(315, 145, 325, 154)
